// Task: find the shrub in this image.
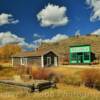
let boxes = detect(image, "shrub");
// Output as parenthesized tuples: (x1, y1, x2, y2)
(48, 73, 63, 83)
(32, 67, 52, 80)
(81, 69, 100, 88)
(31, 67, 62, 83)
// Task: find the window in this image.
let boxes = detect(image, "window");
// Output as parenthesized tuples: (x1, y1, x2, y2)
(21, 58, 27, 65)
(71, 53, 77, 60)
(84, 53, 90, 60)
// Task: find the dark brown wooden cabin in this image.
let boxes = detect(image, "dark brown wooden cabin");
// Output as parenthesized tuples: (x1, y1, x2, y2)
(11, 50, 58, 67)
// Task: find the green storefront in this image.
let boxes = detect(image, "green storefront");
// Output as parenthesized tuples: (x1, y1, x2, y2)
(69, 45, 91, 64)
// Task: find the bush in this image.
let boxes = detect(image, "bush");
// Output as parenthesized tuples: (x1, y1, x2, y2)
(32, 67, 52, 80)
(31, 67, 62, 83)
(48, 73, 63, 83)
(81, 69, 100, 88)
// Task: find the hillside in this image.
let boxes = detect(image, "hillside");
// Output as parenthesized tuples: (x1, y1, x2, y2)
(38, 35, 100, 63)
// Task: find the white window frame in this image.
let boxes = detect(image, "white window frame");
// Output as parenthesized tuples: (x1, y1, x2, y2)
(21, 58, 27, 65)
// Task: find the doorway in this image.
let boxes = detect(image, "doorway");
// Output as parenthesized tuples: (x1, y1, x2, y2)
(47, 57, 52, 66)
(77, 53, 83, 64)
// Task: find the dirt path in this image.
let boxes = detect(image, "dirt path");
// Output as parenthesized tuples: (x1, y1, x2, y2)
(61, 64, 100, 69)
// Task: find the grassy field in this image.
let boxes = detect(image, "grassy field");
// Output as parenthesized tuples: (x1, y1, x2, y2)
(0, 67, 16, 80)
(0, 83, 100, 100)
(0, 64, 100, 100)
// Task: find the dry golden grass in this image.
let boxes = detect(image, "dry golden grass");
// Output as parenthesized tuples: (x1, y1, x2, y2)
(0, 64, 100, 100)
(0, 62, 12, 67)
(0, 67, 16, 80)
(0, 83, 100, 100)
(48, 65, 100, 75)
(49, 66, 82, 75)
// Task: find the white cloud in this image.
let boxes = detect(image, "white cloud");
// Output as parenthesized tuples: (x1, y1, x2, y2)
(39, 34, 68, 43)
(33, 33, 41, 38)
(86, 0, 100, 21)
(33, 39, 43, 47)
(90, 28, 100, 35)
(18, 42, 35, 50)
(37, 4, 69, 28)
(0, 13, 19, 26)
(0, 31, 35, 49)
(0, 32, 68, 50)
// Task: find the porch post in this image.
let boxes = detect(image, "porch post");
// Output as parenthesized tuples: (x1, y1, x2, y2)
(41, 56, 44, 68)
(26, 58, 28, 66)
(20, 58, 23, 65)
(54, 57, 58, 66)
(12, 57, 14, 67)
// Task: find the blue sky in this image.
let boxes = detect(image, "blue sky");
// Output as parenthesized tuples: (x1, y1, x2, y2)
(0, 0, 100, 50)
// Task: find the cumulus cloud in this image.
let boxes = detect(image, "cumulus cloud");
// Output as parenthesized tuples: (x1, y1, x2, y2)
(86, 0, 100, 21)
(36, 34, 68, 43)
(0, 31, 35, 49)
(37, 4, 69, 28)
(90, 28, 100, 35)
(18, 42, 35, 50)
(0, 13, 19, 26)
(0, 32, 68, 49)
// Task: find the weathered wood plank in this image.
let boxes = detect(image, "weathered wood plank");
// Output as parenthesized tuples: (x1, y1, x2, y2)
(0, 80, 56, 92)
(0, 80, 34, 92)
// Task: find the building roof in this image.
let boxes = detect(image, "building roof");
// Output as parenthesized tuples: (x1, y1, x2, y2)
(70, 44, 91, 47)
(12, 50, 57, 57)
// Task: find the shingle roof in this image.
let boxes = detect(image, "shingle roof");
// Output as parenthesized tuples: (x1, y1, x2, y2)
(12, 50, 57, 57)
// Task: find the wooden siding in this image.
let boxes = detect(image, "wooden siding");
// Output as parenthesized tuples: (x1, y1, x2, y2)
(13, 57, 41, 66)
(13, 57, 21, 66)
(27, 57, 41, 66)
(12, 51, 58, 67)
(43, 52, 58, 67)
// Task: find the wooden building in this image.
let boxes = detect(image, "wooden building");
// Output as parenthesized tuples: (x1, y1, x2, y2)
(11, 50, 58, 67)
(69, 45, 92, 64)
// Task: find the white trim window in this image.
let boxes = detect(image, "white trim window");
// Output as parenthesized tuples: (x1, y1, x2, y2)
(21, 58, 27, 65)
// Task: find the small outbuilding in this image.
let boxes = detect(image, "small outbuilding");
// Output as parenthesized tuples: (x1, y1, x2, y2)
(11, 50, 58, 67)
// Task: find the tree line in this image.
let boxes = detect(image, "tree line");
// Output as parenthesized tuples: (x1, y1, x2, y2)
(0, 44, 22, 62)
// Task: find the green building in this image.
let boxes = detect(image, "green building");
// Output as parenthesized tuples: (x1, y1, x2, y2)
(69, 45, 91, 64)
